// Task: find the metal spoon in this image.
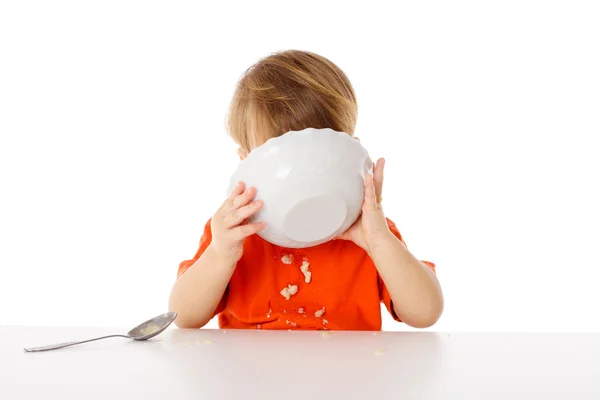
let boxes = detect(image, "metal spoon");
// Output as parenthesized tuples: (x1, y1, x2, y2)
(23, 312, 177, 352)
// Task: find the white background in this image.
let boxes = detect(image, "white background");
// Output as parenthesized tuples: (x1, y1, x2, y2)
(1, 1, 599, 332)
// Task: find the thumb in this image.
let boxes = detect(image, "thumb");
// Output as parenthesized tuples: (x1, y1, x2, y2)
(363, 173, 379, 212)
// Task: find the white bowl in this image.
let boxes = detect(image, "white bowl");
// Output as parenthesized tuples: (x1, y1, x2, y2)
(227, 127, 373, 248)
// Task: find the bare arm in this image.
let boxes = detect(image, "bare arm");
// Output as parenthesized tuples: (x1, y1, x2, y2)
(368, 234, 443, 328)
(168, 182, 265, 329)
(168, 244, 235, 329)
(338, 158, 443, 328)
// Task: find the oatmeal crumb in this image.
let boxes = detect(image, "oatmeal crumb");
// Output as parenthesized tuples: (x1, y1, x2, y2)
(300, 259, 312, 283)
(289, 285, 298, 295)
(140, 324, 160, 336)
(315, 307, 326, 318)
(280, 284, 298, 300)
(281, 254, 293, 265)
(257, 324, 262, 329)
(204, 340, 214, 345)
(322, 319, 329, 325)
(298, 308, 305, 314)
(375, 349, 385, 355)
(290, 321, 297, 327)
(321, 331, 331, 337)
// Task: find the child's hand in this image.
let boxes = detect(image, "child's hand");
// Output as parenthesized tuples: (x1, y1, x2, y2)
(210, 182, 266, 265)
(337, 158, 391, 253)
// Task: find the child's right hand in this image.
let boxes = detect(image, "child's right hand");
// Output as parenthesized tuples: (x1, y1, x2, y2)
(210, 182, 266, 265)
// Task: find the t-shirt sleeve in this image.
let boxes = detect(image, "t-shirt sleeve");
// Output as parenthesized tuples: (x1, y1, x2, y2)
(177, 219, 212, 277)
(378, 218, 436, 322)
(177, 219, 227, 316)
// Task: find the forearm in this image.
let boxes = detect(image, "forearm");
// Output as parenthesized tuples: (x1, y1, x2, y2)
(369, 233, 444, 328)
(168, 244, 235, 329)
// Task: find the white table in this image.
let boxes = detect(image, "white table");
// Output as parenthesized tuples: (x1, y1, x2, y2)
(1, 327, 599, 399)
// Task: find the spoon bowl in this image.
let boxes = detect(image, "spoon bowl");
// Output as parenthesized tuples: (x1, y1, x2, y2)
(127, 312, 177, 340)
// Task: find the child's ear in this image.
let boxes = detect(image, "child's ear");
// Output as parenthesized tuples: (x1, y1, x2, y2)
(237, 148, 248, 160)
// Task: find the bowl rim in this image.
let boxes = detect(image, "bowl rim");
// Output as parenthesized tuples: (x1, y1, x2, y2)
(240, 127, 363, 166)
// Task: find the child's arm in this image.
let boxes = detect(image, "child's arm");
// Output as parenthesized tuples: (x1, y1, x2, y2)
(338, 158, 443, 328)
(368, 234, 443, 328)
(168, 182, 266, 329)
(168, 244, 236, 329)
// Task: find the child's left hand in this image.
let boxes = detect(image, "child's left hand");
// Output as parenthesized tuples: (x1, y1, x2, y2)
(337, 158, 392, 253)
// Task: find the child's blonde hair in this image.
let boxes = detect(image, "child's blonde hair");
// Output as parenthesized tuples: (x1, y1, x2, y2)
(227, 50, 358, 151)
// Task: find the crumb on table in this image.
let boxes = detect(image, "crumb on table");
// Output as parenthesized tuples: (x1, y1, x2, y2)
(281, 254, 293, 265)
(298, 308, 305, 314)
(375, 349, 385, 355)
(315, 307, 326, 318)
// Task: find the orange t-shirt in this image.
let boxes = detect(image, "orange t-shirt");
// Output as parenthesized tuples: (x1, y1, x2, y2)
(177, 219, 435, 331)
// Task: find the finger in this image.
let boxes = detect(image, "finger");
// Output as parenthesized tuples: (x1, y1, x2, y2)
(232, 186, 257, 210)
(231, 221, 266, 240)
(222, 185, 256, 214)
(363, 173, 378, 211)
(224, 200, 263, 228)
(220, 182, 245, 213)
(373, 158, 385, 199)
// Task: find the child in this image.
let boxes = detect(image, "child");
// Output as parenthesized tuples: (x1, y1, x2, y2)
(169, 50, 443, 330)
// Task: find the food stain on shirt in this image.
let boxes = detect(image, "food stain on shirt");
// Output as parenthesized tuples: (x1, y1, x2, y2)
(300, 258, 312, 283)
(315, 307, 326, 318)
(280, 284, 298, 300)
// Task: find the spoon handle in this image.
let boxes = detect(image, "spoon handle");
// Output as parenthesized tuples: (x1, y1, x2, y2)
(23, 335, 128, 352)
